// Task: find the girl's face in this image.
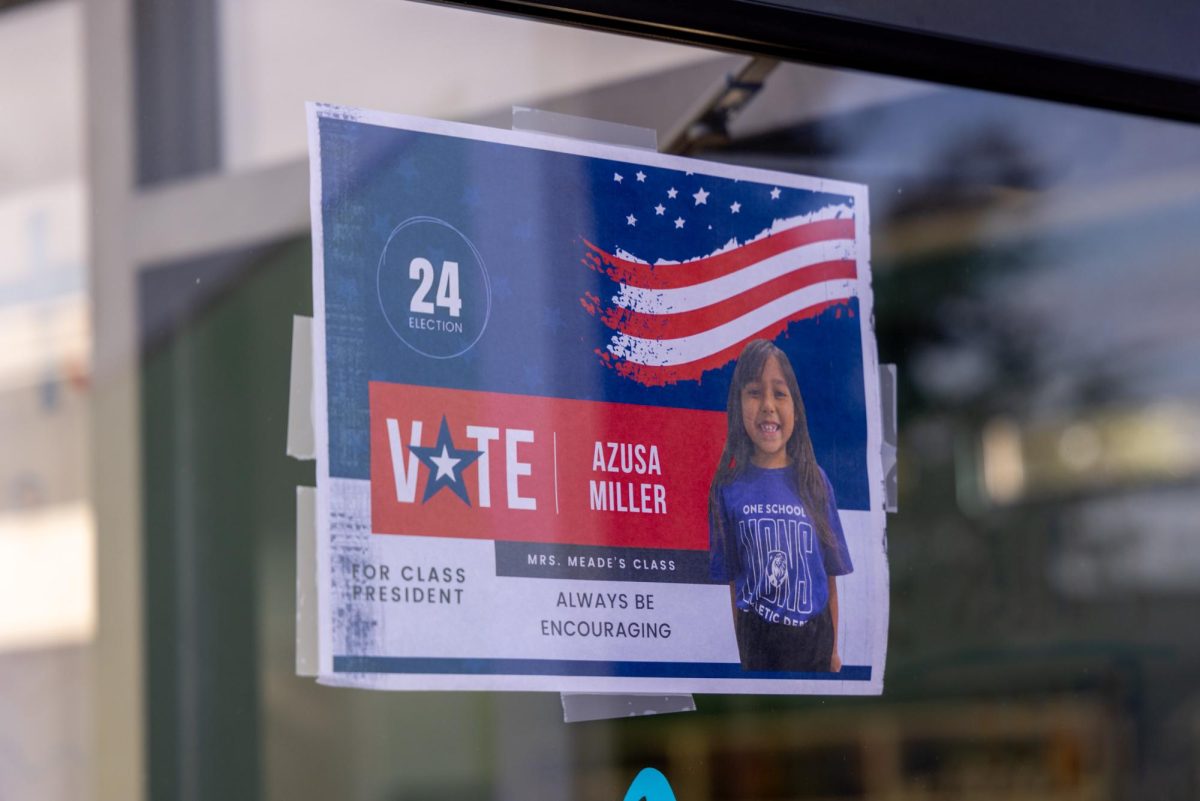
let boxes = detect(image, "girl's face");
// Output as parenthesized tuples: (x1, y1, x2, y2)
(740, 355, 795, 468)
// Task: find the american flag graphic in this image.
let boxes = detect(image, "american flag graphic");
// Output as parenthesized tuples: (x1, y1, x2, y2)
(579, 169, 860, 387)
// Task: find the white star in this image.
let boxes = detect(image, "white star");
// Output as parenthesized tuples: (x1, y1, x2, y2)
(626, 213, 637, 226)
(674, 217, 685, 229)
(667, 187, 678, 199)
(614, 173, 623, 183)
(654, 203, 665, 215)
(685, 170, 694, 176)
(635, 171, 646, 182)
(430, 446, 461, 481)
(770, 187, 781, 200)
(693, 187, 709, 205)
(730, 201, 741, 213)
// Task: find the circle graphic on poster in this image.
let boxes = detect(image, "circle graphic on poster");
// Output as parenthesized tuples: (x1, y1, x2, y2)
(377, 216, 492, 359)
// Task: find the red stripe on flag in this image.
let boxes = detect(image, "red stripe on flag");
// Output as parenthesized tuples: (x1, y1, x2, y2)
(598, 300, 853, 387)
(583, 217, 855, 290)
(596, 259, 857, 339)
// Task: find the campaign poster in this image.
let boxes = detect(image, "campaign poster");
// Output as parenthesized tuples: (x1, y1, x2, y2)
(307, 104, 888, 694)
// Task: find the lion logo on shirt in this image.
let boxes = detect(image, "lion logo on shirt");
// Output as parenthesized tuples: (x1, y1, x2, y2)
(766, 550, 789, 589)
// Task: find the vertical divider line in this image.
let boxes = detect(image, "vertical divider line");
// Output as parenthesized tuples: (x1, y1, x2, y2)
(553, 431, 560, 515)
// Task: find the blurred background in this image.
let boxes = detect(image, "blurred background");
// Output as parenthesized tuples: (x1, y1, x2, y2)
(2, 0, 1199, 799)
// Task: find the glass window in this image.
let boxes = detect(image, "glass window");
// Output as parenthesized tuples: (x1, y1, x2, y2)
(216, 0, 713, 171)
(0, 3, 1182, 799)
(137, 38, 1200, 800)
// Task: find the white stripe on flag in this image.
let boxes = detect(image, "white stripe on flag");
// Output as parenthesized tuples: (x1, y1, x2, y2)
(613, 239, 856, 314)
(606, 279, 858, 367)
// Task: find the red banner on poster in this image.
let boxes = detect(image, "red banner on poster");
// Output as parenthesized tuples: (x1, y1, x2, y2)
(369, 382, 725, 549)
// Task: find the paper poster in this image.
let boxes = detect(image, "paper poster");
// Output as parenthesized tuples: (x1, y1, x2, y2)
(307, 104, 888, 694)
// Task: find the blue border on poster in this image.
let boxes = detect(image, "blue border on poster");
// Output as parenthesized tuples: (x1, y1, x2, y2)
(333, 655, 871, 681)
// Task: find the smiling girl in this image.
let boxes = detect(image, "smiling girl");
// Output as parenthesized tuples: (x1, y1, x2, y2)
(708, 339, 853, 672)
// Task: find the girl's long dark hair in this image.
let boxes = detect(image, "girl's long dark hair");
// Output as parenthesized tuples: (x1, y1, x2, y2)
(708, 339, 837, 551)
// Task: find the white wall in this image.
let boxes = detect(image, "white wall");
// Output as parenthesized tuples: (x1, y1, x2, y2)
(0, 0, 83, 198)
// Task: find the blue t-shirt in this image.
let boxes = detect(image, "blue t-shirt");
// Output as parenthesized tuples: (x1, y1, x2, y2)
(710, 465, 853, 626)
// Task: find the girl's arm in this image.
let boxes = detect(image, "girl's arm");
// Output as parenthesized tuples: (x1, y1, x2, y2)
(828, 576, 841, 672)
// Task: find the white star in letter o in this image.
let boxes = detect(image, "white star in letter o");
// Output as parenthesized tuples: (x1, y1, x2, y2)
(430, 446, 461, 481)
